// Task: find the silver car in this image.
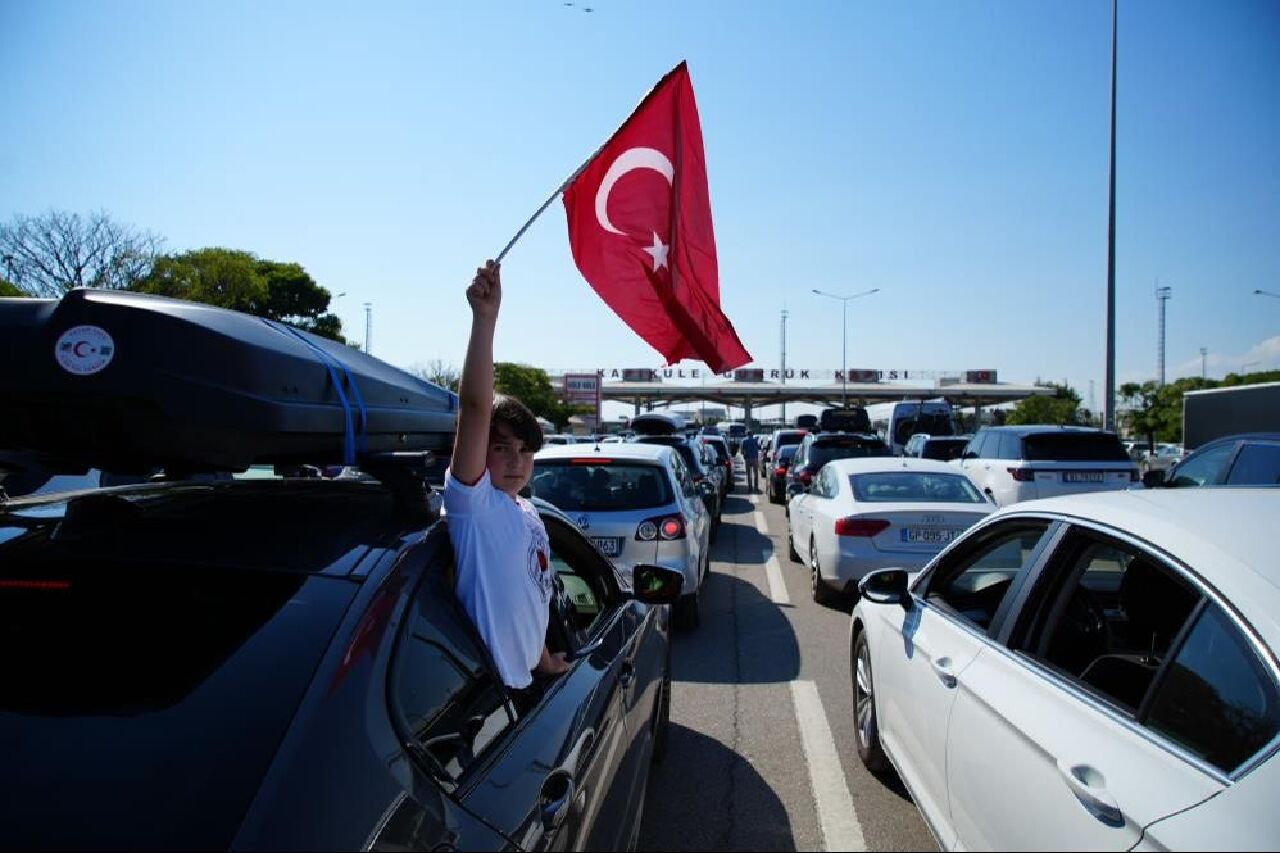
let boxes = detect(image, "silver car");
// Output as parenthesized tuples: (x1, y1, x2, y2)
(531, 442, 711, 628)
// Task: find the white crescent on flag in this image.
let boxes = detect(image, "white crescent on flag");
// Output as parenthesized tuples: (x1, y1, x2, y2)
(594, 147, 674, 236)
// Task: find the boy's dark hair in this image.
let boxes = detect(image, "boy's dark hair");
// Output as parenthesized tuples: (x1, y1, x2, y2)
(491, 394, 544, 452)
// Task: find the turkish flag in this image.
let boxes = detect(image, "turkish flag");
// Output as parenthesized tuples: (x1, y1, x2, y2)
(563, 62, 752, 374)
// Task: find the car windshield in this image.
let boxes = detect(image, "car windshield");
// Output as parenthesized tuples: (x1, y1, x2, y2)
(531, 461, 673, 511)
(850, 472, 986, 503)
(1022, 433, 1129, 461)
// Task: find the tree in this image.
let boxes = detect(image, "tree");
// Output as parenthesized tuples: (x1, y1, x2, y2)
(0, 209, 164, 296)
(409, 360, 461, 392)
(133, 248, 347, 342)
(0, 279, 26, 298)
(495, 363, 578, 428)
(1005, 384, 1082, 426)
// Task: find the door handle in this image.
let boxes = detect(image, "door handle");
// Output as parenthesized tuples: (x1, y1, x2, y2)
(1056, 760, 1124, 826)
(539, 768, 576, 831)
(930, 656, 958, 688)
(619, 661, 636, 688)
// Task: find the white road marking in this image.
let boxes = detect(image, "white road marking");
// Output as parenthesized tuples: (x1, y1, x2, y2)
(764, 551, 790, 605)
(754, 511, 768, 534)
(790, 680, 867, 852)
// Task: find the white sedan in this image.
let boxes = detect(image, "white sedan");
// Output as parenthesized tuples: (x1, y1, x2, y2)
(850, 488, 1280, 851)
(786, 458, 994, 605)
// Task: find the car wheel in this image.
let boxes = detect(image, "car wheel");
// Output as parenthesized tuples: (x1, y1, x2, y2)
(769, 484, 781, 505)
(674, 590, 700, 630)
(811, 539, 837, 606)
(787, 522, 801, 562)
(853, 630, 889, 774)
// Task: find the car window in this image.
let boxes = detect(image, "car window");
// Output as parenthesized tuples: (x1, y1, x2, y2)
(542, 515, 619, 640)
(998, 432, 1021, 460)
(966, 431, 990, 458)
(850, 472, 986, 503)
(531, 461, 673, 511)
(391, 564, 514, 791)
(923, 520, 1053, 633)
(1170, 441, 1237, 486)
(1145, 603, 1280, 773)
(1015, 533, 1201, 713)
(1225, 442, 1280, 486)
(1021, 432, 1129, 461)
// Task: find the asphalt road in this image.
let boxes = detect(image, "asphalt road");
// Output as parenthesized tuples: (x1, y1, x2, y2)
(638, 463, 938, 852)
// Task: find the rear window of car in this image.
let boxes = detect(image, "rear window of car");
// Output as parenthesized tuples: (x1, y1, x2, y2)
(922, 438, 968, 461)
(1021, 432, 1129, 462)
(809, 437, 889, 467)
(0, 527, 356, 848)
(850, 472, 986, 503)
(704, 439, 730, 463)
(775, 445, 799, 464)
(531, 461, 674, 511)
(773, 431, 806, 448)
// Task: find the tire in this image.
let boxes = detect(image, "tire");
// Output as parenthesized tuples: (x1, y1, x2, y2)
(853, 630, 889, 774)
(811, 539, 838, 606)
(674, 590, 701, 630)
(769, 484, 781, 505)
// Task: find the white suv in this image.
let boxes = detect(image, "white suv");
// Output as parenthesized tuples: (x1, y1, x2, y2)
(954, 425, 1138, 506)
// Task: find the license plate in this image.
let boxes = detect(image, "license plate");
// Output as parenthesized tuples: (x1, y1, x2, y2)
(591, 537, 621, 557)
(1063, 472, 1105, 483)
(901, 527, 960, 544)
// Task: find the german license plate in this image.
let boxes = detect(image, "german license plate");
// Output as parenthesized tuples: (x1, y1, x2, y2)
(591, 537, 621, 557)
(1064, 472, 1105, 483)
(901, 528, 960, 544)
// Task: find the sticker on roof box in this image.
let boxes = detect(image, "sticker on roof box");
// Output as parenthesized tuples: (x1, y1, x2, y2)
(54, 325, 116, 376)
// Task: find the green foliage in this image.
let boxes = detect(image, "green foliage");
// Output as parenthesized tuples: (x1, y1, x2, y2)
(1005, 384, 1082, 426)
(133, 248, 346, 342)
(0, 279, 27, 297)
(1121, 372, 1279, 444)
(494, 363, 578, 428)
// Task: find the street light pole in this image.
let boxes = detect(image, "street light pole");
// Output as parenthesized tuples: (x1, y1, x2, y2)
(812, 287, 880, 408)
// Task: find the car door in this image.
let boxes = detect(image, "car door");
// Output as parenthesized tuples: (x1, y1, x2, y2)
(872, 517, 1056, 848)
(955, 431, 990, 490)
(667, 451, 708, 573)
(806, 465, 838, 568)
(388, 525, 638, 852)
(944, 524, 1228, 850)
(789, 466, 814, 557)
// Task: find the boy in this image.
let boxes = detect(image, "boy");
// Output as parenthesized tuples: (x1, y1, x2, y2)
(444, 260, 568, 700)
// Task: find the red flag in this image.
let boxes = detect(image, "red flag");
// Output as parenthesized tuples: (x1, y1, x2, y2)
(563, 62, 752, 374)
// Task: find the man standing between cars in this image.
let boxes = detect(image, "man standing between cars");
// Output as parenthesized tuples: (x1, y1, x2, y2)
(741, 432, 761, 492)
(444, 260, 568, 710)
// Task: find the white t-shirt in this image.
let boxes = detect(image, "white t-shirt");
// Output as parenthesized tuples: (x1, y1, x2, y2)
(443, 468, 554, 689)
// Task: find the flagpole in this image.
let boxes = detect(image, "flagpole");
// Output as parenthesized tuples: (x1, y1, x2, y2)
(494, 61, 690, 263)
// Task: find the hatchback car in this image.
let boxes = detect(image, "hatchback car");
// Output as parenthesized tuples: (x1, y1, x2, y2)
(629, 433, 723, 536)
(787, 458, 992, 605)
(1143, 432, 1280, 488)
(700, 433, 734, 499)
(902, 433, 971, 462)
(768, 443, 800, 505)
(850, 488, 1280, 850)
(531, 442, 711, 628)
(953, 426, 1137, 506)
(764, 428, 808, 475)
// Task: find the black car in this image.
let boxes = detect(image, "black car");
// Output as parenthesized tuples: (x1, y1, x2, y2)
(767, 443, 800, 504)
(630, 433, 723, 535)
(784, 432, 891, 507)
(0, 290, 683, 851)
(1143, 432, 1280, 488)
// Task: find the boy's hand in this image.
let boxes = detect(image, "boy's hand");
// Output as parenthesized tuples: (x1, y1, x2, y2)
(467, 260, 501, 321)
(535, 649, 570, 677)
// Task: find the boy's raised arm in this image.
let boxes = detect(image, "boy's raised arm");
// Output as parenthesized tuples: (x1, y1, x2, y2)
(451, 260, 501, 486)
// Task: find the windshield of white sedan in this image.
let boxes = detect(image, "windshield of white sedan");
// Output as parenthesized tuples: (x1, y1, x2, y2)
(849, 472, 986, 503)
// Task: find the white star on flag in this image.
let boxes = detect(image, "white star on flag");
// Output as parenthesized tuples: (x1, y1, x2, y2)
(644, 231, 669, 270)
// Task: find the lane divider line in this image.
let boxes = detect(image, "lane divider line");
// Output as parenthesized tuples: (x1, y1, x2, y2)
(764, 551, 790, 605)
(790, 679, 867, 852)
(754, 511, 768, 534)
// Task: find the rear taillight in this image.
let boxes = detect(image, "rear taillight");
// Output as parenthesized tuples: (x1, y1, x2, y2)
(798, 468, 814, 485)
(0, 579, 72, 590)
(636, 514, 687, 541)
(1007, 467, 1035, 482)
(835, 517, 891, 537)
(773, 466, 787, 477)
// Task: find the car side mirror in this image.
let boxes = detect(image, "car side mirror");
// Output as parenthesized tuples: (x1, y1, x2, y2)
(1142, 469, 1167, 488)
(630, 564, 684, 605)
(697, 480, 716, 498)
(859, 569, 910, 606)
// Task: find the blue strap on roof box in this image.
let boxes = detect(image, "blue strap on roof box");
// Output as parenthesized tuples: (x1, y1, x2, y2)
(0, 289, 458, 473)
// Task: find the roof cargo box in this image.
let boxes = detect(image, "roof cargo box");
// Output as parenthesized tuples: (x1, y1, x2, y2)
(0, 289, 457, 473)
(631, 411, 686, 436)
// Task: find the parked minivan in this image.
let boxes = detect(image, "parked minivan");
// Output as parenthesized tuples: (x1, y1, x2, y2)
(953, 425, 1138, 506)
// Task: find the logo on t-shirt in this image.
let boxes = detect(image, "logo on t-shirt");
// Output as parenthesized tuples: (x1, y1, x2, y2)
(521, 503, 554, 604)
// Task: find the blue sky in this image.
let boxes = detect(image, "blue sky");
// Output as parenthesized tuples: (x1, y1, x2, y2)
(4, 0, 1278, 420)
